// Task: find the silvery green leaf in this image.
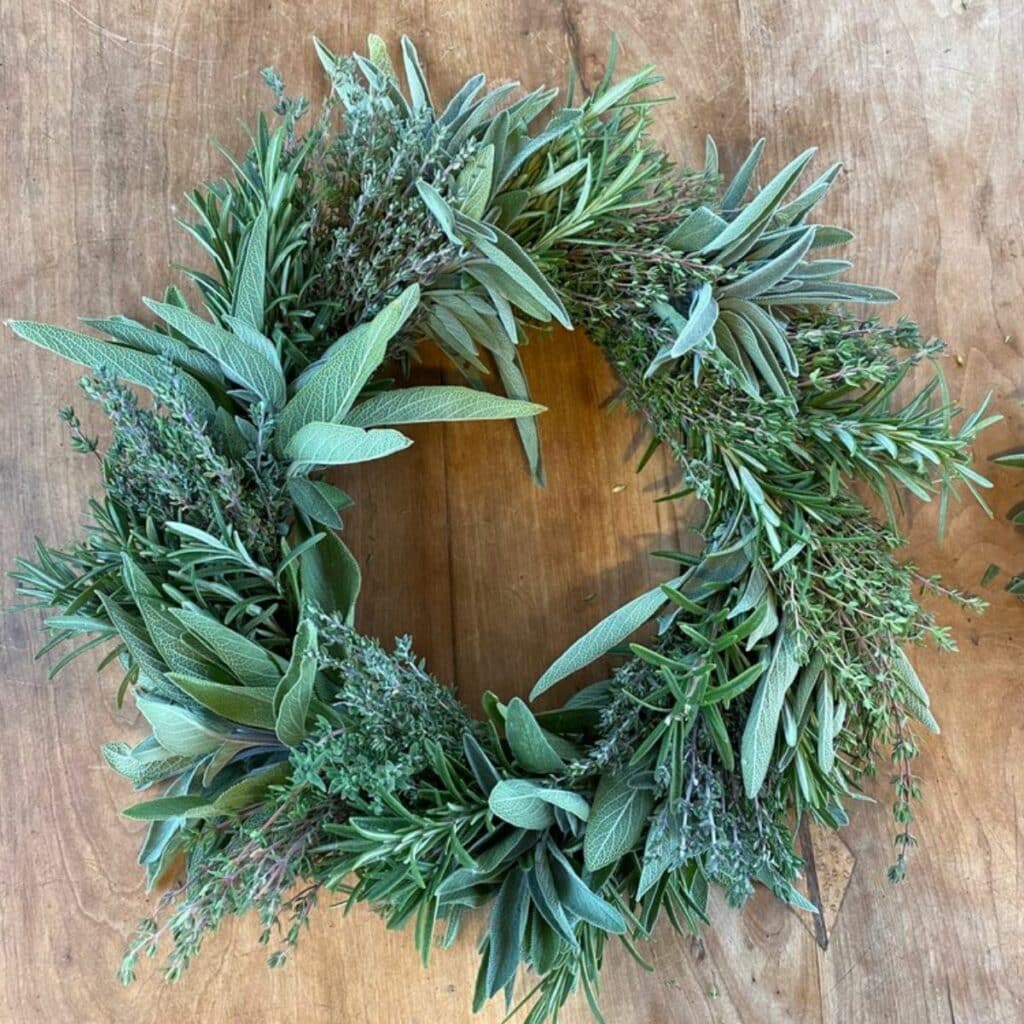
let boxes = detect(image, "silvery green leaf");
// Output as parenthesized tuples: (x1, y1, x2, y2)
(299, 528, 361, 624)
(167, 673, 276, 730)
(741, 615, 802, 797)
(485, 868, 529, 998)
(816, 676, 835, 773)
(204, 761, 291, 814)
(792, 259, 853, 280)
(488, 779, 555, 830)
(721, 138, 765, 210)
(122, 795, 212, 821)
(663, 206, 728, 252)
(718, 228, 815, 301)
(645, 283, 719, 378)
(6, 320, 214, 417)
(490, 338, 544, 485)
(101, 740, 192, 789)
(458, 143, 494, 220)
(719, 310, 791, 399)
(704, 135, 719, 176)
(274, 618, 318, 747)
(547, 844, 626, 933)
(230, 206, 268, 329)
(809, 226, 854, 248)
(760, 282, 897, 306)
(345, 385, 544, 428)
(277, 284, 419, 444)
(463, 732, 501, 796)
(135, 694, 227, 757)
(143, 298, 285, 408)
(367, 33, 397, 80)
(775, 162, 841, 225)
(531, 574, 682, 699)
(287, 477, 349, 529)
(583, 770, 654, 872)
(474, 226, 571, 328)
(721, 298, 798, 376)
(701, 148, 816, 256)
(286, 421, 412, 471)
(400, 36, 433, 112)
(438, 73, 486, 127)
(535, 788, 590, 821)
(504, 697, 564, 773)
(79, 315, 222, 385)
(169, 606, 281, 686)
(415, 180, 460, 245)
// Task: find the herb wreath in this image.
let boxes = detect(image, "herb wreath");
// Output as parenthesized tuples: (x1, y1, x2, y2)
(8, 36, 995, 1024)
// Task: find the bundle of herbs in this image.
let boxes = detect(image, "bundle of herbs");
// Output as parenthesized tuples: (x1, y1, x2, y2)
(7, 36, 993, 1024)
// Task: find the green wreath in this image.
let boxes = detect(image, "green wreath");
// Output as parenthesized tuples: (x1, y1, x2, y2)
(8, 36, 994, 1023)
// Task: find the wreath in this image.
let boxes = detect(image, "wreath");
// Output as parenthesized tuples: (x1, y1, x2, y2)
(8, 36, 993, 1023)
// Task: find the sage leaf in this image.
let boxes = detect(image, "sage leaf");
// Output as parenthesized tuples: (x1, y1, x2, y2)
(7, 320, 214, 417)
(286, 421, 412, 470)
(741, 616, 802, 797)
(488, 779, 556, 830)
(531, 575, 683, 699)
(485, 867, 529, 997)
(344, 386, 544, 428)
(169, 607, 281, 687)
(277, 284, 420, 445)
(135, 694, 227, 757)
(505, 697, 564, 774)
(167, 673, 276, 730)
(144, 298, 285, 409)
(583, 771, 654, 872)
(230, 206, 268, 329)
(274, 618, 319, 747)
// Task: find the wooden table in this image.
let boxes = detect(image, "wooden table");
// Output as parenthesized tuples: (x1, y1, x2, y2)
(2, 3, 1022, 1021)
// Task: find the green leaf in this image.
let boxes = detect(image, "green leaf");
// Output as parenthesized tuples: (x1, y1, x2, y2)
(122, 795, 212, 821)
(144, 299, 285, 408)
(367, 33, 397, 80)
(230, 206, 268, 329)
(700, 149, 816, 256)
(485, 867, 529, 998)
(277, 284, 420, 444)
(463, 732, 501, 796)
(505, 698, 564, 773)
(286, 421, 412, 470)
(816, 676, 835, 774)
(458, 143, 495, 219)
(583, 771, 654, 872)
(101, 740, 192, 789)
(298, 527, 362, 624)
(79, 315, 222, 385)
(663, 206, 727, 252)
(274, 618, 318, 747)
(718, 227, 816, 300)
(7, 320, 214, 417)
(721, 138, 765, 210)
(344, 385, 545, 428)
(488, 779, 556, 830)
(287, 477, 350, 529)
(122, 558, 211, 678)
(205, 761, 291, 814)
(646, 283, 719, 377)
(167, 673, 276, 730)
(741, 616, 802, 797)
(535, 788, 590, 822)
(135, 694, 227, 757)
(547, 845, 626, 933)
(168, 607, 281, 686)
(531, 575, 682, 699)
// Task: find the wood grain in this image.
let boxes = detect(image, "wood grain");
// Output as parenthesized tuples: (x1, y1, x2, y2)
(1, 2, 1022, 1021)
